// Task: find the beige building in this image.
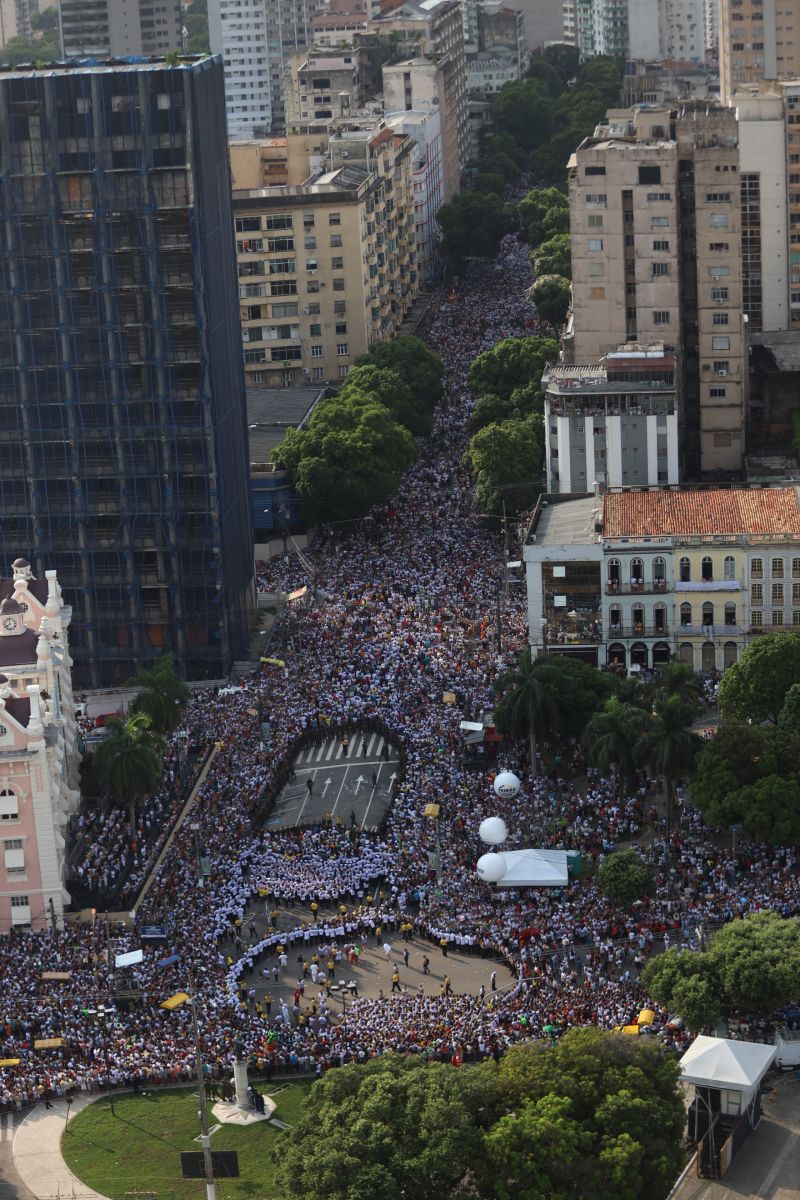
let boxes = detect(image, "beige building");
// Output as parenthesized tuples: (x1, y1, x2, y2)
(285, 50, 364, 132)
(720, 0, 800, 104)
(567, 103, 747, 479)
(59, 0, 181, 57)
(233, 122, 418, 389)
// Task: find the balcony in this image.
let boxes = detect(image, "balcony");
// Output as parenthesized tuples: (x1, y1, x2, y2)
(679, 623, 743, 637)
(606, 580, 668, 595)
(675, 579, 741, 591)
(607, 624, 672, 639)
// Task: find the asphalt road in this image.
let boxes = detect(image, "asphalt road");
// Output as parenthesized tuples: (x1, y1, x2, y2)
(264, 733, 401, 831)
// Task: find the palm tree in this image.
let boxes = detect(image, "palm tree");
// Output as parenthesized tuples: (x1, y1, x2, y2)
(91, 712, 165, 844)
(610, 673, 651, 709)
(651, 660, 703, 716)
(493, 647, 561, 775)
(636, 695, 703, 831)
(584, 698, 650, 801)
(127, 654, 189, 734)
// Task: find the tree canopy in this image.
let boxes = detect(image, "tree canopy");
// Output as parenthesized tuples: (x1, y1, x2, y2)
(355, 335, 443, 413)
(584, 699, 650, 800)
(718, 631, 800, 723)
(690, 720, 800, 844)
(272, 393, 417, 523)
(533, 232, 571, 279)
(644, 913, 800, 1020)
(127, 654, 189, 735)
(468, 336, 558, 403)
(272, 1031, 685, 1200)
(436, 190, 514, 262)
(463, 417, 543, 517)
(91, 712, 165, 839)
(529, 274, 571, 325)
(339, 363, 432, 437)
(598, 849, 653, 908)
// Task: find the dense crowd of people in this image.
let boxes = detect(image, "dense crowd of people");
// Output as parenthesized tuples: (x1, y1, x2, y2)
(1, 232, 798, 1113)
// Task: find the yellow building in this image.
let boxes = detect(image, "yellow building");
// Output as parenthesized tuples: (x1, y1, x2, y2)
(674, 540, 747, 675)
(232, 122, 418, 389)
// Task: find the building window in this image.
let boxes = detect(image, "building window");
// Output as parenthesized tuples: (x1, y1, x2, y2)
(709, 242, 730, 252)
(336, 343, 348, 355)
(331, 257, 344, 270)
(266, 214, 293, 230)
(712, 312, 729, 325)
(646, 191, 671, 201)
(338, 364, 349, 377)
(309, 323, 322, 336)
(587, 214, 603, 228)
(330, 234, 343, 247)
(723, 555, 735, 581)
(10, 895, 29, 908)
(713, 361, 729, 374)
(701, 556, 713, 582)
(724, 601, 737, 626)
(702, 601, 714, 626)
(706, 193, 731, 203)
(335, 322, 347, 335)
(652, 262, 670, 277)
(329, 212, 341, 225)
(311, 345, 323, 358)
(751, 610, 763, 627)
(653, 311, 670, 325)
(710, 214, 728, 228)
(0, 790, 18, 821)
(332, 279, 345, 291)
(304, 236, 317, 249)
(588, 238, 603, 251)
(709, 388, 727, 398)
(751, 583, 763, 603)
(751, 558, 763, 578)
(651, 216, 669, 228)
(772, 557, 784, 577)
(236, 217, 261, 233)
(652, 240, 669, 251)
(793, 582, 800, 601)
(590, 286, 605, 299)
(773, 610, 784, 626)
(679, 556, 690, 582)
(313, 366, 325, 381)
(711, 288, 729, 301)
(680, 602, 692, 626)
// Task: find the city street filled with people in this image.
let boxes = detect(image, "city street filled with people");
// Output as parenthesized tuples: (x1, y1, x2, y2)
(1, 233, 799, 1112)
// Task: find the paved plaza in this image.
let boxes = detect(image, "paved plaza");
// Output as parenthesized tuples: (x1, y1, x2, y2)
(264, 733, 401, 831)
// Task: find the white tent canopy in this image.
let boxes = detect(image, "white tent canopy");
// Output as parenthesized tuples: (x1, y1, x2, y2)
(496, 848, 569, 888)
(679, 1036, 776, 1092)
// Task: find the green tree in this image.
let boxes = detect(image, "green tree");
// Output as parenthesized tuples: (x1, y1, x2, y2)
(487, 1028, 684, 1200)
(468, 335, 558, 403)
(493, 647, 561, 774)
(355, 335, 443, 412)
(642, 950, 722, 1032)
(690, 721, 800, 843)
(597, 849, 652, 908)
(778, 680, 800, 731)
(339, 363, 432, 437)
(91, 712, 165, 841)
(437, 190, 513, 262)
(584, 698, 650, 800)
(533, 232, 571, 278)
(541, 43, 581, 82)
(463, 418, 543, 516)
(127, 654, 189, 735)
(529, 274, 571, 325)
(273, 1055, 498, 1200)
(718, 630, 800, 723)
(635, 696, 702, 829)
(708, 911, 800, 1014)
(272, 394, 417, 523)
(518, 187, 570, 246)
(492, 79, 554, 151)
(650, 660, 703, 716)
(527, 654, 614, 737)
(469, 392, 514, 433)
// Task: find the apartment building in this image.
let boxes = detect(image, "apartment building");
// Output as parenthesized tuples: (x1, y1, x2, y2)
(209, 0, 325, 137)
(385, 107, 445, 282)
(0, 0, 46, 48)
(285, 50, 363, 132)
(543, 345, 680, 493)
(0, 559, 80, 932)
(59, 0, 182, 58)
(733, 80, 800, 334)
(523, 485, 800, 673)
(566, 0, 711, 60)
(719, 0, 800, 104)
(233, 123, 418, 389)
(0, 58, 253, 687)
(369, 0, 469, 188)
(566, 103, 747, 479)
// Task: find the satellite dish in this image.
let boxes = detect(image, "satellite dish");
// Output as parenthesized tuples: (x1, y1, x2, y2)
(476, 852, 507, 884)
(479, 816, 508, 846)
(493, 771, 521, 799)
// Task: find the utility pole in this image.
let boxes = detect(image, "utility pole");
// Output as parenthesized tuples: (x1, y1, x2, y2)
(48, 897, 57, 935)
(189, 992, 216, 1200)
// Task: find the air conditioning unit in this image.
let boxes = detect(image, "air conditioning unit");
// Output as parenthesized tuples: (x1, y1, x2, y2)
(717, 369, 728, 376)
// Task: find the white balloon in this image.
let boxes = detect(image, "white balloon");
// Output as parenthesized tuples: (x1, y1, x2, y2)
(479, 816, 508, 846)
(493, 771, 521, 799)
(476, 852, 507, 883)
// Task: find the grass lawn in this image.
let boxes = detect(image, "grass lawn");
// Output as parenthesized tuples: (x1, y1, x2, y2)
(61, 1082, 312, 1200)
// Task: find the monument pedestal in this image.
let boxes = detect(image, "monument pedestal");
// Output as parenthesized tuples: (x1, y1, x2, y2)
(211, 1060, 275, 1126)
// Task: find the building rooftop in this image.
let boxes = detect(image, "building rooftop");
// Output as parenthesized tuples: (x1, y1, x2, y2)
(750, 330, 800, 373)
(247, 386, 326, 463)
(603, 487, 800, 538)
(534, 496, 600, 546)
(0, 54, 213, 79)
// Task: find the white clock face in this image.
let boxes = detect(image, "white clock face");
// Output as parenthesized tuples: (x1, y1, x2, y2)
(2, 618, 16, 632)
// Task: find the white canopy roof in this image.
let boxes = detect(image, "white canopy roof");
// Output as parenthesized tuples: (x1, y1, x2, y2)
(679, 1036, 776, 1091)
(497, 848, 569, 888)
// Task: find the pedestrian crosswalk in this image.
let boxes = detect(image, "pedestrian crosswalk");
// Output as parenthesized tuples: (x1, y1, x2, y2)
(296, 733, 388, 765)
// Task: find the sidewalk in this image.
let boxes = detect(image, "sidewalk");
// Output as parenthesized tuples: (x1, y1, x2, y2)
(13, 1095, 111, 1200)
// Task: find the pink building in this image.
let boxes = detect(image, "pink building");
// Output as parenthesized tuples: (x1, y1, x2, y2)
(0, 559, 79, 932)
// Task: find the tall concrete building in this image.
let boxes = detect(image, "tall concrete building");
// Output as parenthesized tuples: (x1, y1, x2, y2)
(233, 121, 419, 387)
(566, 0, 709, 60)
(0, 0, 48, 48)
(59, 0, 182, 58)
(209, 0, 325, 138)
(719, 0, 800, 104)
(566, 103, 747, 478)
(0, 57, 254, 687)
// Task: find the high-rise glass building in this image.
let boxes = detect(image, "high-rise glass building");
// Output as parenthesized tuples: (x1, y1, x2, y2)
(0, 56, 254, 688)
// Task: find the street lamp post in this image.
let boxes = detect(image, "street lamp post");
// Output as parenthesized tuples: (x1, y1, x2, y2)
(85, 1004, 116, 1116)
(188, 992, 217, 1200)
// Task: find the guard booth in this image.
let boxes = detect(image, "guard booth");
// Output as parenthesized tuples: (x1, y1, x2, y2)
(680, 1036, 776, 1181)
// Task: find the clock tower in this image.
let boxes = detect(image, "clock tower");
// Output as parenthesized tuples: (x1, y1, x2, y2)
(0, 595, 24, 636)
